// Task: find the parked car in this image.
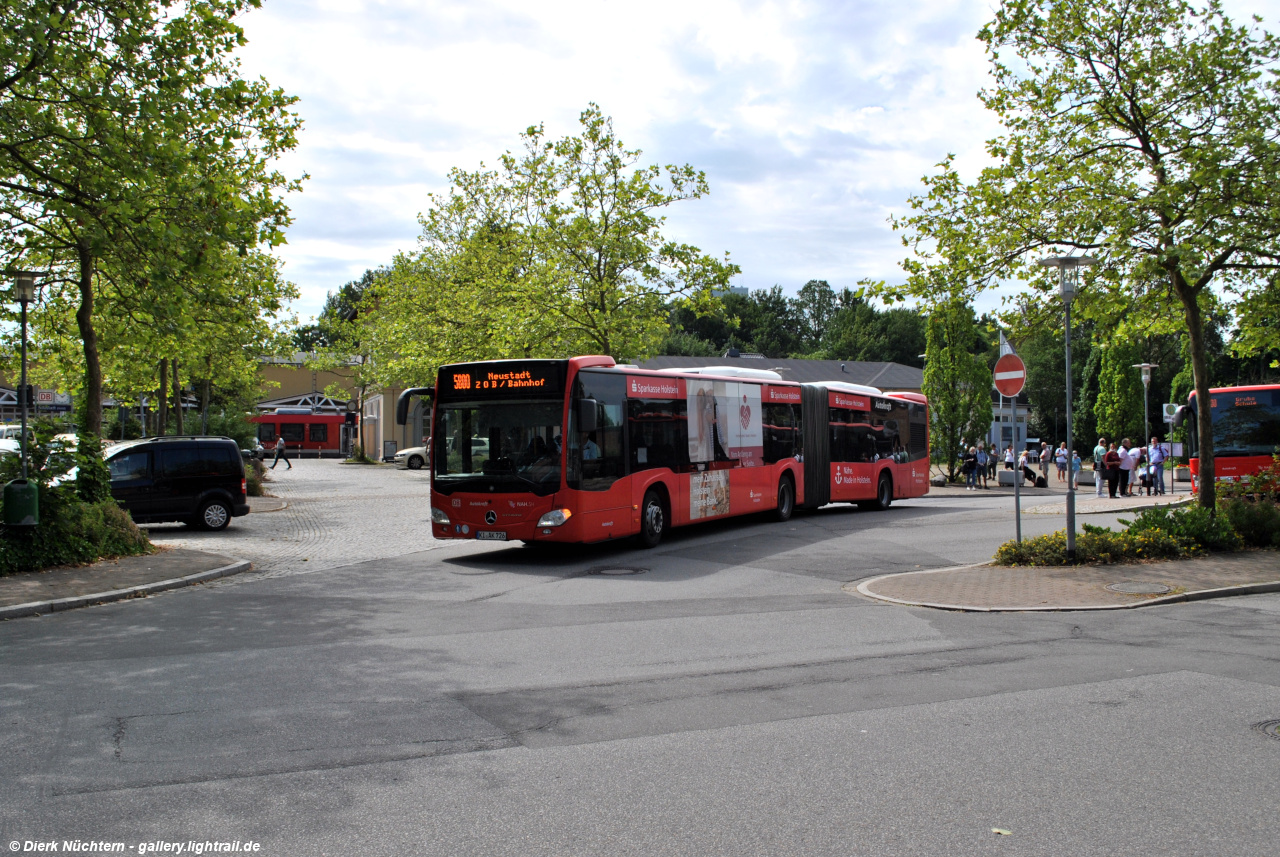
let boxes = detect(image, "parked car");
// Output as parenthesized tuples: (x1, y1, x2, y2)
(105, 436, 249, 530)
(393, 441, 429, 470)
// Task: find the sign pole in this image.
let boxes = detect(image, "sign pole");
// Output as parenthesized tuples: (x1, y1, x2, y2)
(993, 353, 1028, 545)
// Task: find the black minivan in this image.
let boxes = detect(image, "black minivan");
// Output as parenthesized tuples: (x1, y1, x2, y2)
(105, 436, 250, 530)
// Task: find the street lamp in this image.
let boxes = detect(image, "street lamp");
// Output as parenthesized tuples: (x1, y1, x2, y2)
(1133, 362, 1159, 492)
(1038, 254, 1096, 562)
(4, 271, 39, 526)
(1132, 363, 1159, 450)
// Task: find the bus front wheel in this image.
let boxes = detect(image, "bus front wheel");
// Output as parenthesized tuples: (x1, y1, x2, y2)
(859, 473, 893, 512)
(640, 489, 666, 548)
(773, 474, 795, 522)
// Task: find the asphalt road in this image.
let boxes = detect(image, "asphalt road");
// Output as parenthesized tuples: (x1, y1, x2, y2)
(2, 465, 1277, 856)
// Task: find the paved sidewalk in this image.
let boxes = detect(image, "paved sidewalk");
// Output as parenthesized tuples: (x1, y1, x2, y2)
(0, 548, 248, 619)
(853, 550, 1280, 611)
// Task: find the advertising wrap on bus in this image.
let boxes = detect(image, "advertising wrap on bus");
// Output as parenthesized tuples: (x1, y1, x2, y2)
(417, 356, 930, 548)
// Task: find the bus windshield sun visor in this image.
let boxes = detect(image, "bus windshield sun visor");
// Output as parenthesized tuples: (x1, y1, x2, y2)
(396, 387, 435, 425)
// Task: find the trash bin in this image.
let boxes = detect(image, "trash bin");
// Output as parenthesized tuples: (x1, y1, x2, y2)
(3, 479, 38, 526)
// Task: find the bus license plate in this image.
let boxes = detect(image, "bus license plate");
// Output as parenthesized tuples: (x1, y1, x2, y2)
(476, 531, 507, 541)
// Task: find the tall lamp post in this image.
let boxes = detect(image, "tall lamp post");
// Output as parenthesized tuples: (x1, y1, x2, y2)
(1133, 362, 1159, 494)
(4, 271, 39, 526)
(1132, 363, 1159, 448)
(1038, 255, 1096, 562)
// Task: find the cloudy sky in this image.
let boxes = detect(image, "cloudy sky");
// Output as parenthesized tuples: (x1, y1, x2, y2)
(235, 0, 1280, 323)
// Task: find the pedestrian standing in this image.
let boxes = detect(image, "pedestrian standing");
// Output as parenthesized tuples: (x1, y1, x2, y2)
(962, 446, 978, 490)
(1104, 443, 1122, 498)
(976, 443, 990, 489)
(271, 435, 292, 470)
(1149, 436, 1166, 495)
(1118, 438, 1134, 496)
(1055, 443, 1069, 484)
(1092, 437, 1108, 498)
(1071, 450, 1082, 490)
(1039, 442, 1052, 484)
(1005, 446, 1015, 470)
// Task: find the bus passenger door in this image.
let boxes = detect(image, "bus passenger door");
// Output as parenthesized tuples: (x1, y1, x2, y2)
(569, 372, 631, 540)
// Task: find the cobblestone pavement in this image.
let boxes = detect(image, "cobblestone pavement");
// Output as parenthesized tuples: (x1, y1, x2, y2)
(144, 459, 439, 581)
(854, 549, 1280, 610)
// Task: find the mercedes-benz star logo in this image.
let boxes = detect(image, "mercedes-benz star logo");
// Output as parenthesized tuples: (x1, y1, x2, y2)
(485, 511, 497, 525)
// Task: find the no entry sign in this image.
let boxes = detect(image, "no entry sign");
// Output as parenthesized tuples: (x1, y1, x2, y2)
(993, 354, 1027, 397)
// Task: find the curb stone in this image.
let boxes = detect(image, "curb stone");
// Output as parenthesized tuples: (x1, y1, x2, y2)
(0, 559, 252, 620)
(848, 563, 1280, 612)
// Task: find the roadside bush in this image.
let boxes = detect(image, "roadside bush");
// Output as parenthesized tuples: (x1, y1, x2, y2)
(204, 410, 257, 448)
(0, 428, 153, 575)
(1220, 497, 1280, 548)
(344, 444, 377, 465)
(0, 484, 153, 574)
(103, 412, 144, 441)
(994, 526, 1193, 566)
(1121, 505, 1242, 552)
(245, 458, 267, 497)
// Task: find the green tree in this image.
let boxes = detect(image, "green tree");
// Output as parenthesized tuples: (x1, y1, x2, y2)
(885, 0, 1280, 510)
(923, 297, 994, 481)
(0, 0, 302, 434)
(368, 104, 737, 383)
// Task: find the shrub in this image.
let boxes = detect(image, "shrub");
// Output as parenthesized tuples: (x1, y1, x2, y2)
(204, 410, 257, 448)
(994, 526, 1194, 566)
(0, 486, 153, 574)
(1220, 497, 1280, 548)
(103, 412, 144, 441)
(245, 458, 267, 497)
(344, 444, 377, 464)
(0, 426, 153, 575)
(1120, 504, 1242, 552)
(74, 433, 112, 503)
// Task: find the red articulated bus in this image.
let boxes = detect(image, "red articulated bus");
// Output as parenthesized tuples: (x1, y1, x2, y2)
(396, 356, 929, 548)
(1176, 384, 1280, 492)
(250, 409, 347, 454)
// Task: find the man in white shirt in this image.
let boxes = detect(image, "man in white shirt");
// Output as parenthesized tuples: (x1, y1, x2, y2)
(1118, 438, 1135, 496)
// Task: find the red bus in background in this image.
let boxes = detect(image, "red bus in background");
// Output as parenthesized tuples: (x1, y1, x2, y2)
(250, 410, 347, 453)
(397, 356, 929, 548)
(1177, 384, 1280, 491)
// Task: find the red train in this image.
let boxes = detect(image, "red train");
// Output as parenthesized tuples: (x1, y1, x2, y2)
(249, 410, 349, 453)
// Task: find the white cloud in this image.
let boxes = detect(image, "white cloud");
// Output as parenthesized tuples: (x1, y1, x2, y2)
(236, 0, 1280, 321)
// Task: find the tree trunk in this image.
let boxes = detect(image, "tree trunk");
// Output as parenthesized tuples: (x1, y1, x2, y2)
(158, 359, 168, 437)
(75, 241, 103, 435)
(173, 357, 183, 435)
(1173, 272, 1214, 509)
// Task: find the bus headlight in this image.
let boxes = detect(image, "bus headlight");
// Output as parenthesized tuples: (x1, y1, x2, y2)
(536, 508, 572, 527)
(431, 506, 451, 525)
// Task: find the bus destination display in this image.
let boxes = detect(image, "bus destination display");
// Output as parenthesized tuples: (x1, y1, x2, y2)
(439, 361, 565, 399)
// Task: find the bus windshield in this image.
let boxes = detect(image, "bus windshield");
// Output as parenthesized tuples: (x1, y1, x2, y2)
(1210, 389, 1280, 457)
(433, 399, 563, 494)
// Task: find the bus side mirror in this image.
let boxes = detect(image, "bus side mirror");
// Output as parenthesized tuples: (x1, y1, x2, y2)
(1172, 405, 1190, 428)
(396, 386, 435, 426)
(576, 399, 598, 433)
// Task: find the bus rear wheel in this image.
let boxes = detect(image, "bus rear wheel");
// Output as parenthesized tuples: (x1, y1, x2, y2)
(859, 473, 893, 512)
(640, 489, 666, 548)
(773, 474, 795, 522)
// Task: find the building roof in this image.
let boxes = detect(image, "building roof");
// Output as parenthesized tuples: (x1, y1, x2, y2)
(634, 356, 923, 392)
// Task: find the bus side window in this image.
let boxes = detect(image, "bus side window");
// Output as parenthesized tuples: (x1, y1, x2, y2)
(763, 404, 797, 463)
(257, 423, 277, 443)
(629, 398, 687, 473)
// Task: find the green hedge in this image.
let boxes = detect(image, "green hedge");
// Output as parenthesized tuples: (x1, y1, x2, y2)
(1, 425, 153, 575)
(993, 499, 1278, 567)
